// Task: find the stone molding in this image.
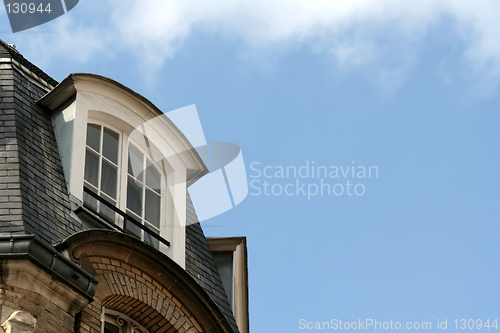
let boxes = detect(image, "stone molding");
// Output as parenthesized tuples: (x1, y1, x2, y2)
(0, 235, 98, 302)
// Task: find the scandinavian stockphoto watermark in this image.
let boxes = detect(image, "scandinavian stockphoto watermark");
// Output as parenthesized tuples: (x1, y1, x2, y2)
(249, 161, 378, 200)
(3, 0, 79, 33)
(129, 105, 248, 225)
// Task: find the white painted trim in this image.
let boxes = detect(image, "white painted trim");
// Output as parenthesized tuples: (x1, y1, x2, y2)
(39, 73, 208, 180)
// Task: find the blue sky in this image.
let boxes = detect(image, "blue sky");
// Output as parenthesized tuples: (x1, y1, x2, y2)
(2, 1, 500, 332)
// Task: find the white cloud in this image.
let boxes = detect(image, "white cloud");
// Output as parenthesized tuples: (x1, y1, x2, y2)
(7, 0, 500, 89)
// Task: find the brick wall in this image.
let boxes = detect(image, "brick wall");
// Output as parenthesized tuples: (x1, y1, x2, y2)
(75, 257, 202, 333)
(74, 298, 102, 333)
(0, 284, 75, 333)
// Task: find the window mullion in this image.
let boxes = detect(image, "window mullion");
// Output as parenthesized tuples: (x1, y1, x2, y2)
(97, 155, 103, 195)
(117, 133, 129, 228)
(98, 126, 104, 193)
(97, 127, 104, 212)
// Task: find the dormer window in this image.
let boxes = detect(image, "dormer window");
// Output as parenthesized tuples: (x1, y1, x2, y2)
(83, 122, 166, 249)
(41, 73, 209, 267)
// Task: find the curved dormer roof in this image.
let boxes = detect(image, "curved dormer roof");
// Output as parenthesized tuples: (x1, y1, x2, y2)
(38, 73, 208, 184)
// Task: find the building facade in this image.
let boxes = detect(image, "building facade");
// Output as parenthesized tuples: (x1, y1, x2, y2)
(0, 40, 248, 333)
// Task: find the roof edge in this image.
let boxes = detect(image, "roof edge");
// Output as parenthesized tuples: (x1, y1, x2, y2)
(38, 73, 209, 180)
(0, 39, 58, 87)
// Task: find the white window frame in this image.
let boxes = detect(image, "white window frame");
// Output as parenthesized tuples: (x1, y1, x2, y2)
(84, 120, 167, 249)
(83, 121, 123, 221)
(123, 139, 166, 246)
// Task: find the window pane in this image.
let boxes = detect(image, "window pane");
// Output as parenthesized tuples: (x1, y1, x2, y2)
(127, 176, 143, 217)
(101, 160, 117, 199)
(102, 127, 119, 164)
(146, 159, 161, 193)
(145, 189, 160, 228)
(84, 149, 99, 187)
(83, 185, 98, 211)
(104, 322, 120, 333)
(125, 214, 141, 240)
(213, 252, 234, 309)
(128, 143, 144, 182)
(100, 195, 116, 223)
(144, 226, 159, 249)
(86, 124, 101, 152)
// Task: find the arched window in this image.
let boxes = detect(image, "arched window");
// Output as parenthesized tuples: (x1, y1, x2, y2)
(103, 308, 150, 333)
(83, 122, 165, 249)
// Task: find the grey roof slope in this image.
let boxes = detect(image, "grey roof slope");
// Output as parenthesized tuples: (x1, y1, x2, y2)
(0, 40, 85, 244)
(0, 40, 58, 87)
(185, 191, 240, 333)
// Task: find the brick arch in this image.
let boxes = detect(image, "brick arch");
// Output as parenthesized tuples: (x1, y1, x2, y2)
(103, 295, 180, 332)
(91, 256, 199, 333)
(59, 230, 234, 333)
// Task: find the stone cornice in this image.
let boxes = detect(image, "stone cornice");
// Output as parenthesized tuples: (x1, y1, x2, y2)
(0, 235, 98, 301)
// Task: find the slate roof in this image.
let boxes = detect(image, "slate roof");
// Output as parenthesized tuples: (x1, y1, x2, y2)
(186, 191, 240, 333)
(0, 41, 85, 244)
